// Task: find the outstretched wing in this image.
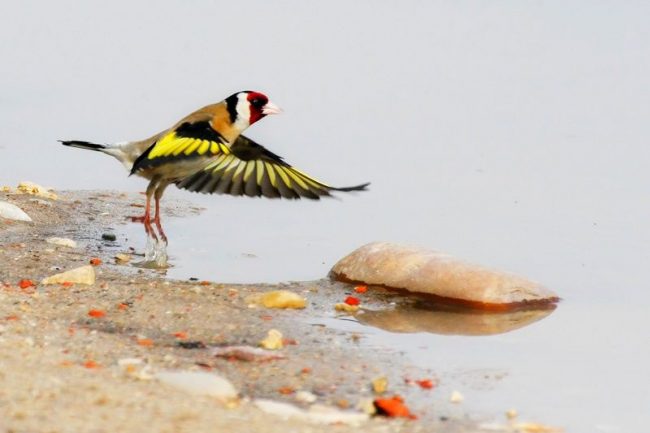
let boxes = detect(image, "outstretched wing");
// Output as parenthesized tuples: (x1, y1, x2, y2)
(130, 121, 231, 174)
(175, 135, 369, 200)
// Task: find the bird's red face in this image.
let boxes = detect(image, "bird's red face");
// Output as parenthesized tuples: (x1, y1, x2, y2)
(225, 90, 283, 132)
(246, 91, 282, 124)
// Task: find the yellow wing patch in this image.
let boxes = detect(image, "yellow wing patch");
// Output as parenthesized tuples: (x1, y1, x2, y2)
(176, 151, 337, 199)
(148, 132, 230, 160)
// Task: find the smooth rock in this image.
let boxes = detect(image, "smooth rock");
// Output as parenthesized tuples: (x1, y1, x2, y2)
(254, 399, 368, 425)
(0, 201, 32, 222)
(331, 242, 559, 309)
(41, 265, 96, 285)
(156, 370, 238, 402)
(46, 237, 78, 248)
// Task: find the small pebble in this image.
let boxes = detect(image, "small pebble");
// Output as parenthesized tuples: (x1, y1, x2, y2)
(260, 290, 307, 309)
(156, 370, 238, 403)
(371, 377, 388, 394)
(254, 399, 368, 425)
(41, 265, 96, 286)
(335, 303, 359, 313)
(46, 237, 78, 248)
(17, 181, 57, 200)
(295, 391, 317, 404)
(450, 390, 464, 403)
(115, 253, 131, 264)
(259, 329, 284, 350)
(102, 233, 117, 241)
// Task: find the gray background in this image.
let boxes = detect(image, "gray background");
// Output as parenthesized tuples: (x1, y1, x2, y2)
(1, 2, 649, 431)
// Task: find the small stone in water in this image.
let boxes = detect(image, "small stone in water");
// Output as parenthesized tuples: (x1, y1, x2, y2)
(331, 242, 559, 309)
(450, 390, 464, 403)
(101, 233, 117, 241)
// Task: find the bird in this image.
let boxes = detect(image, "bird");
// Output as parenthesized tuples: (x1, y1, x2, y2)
(61, 90, 369, 244)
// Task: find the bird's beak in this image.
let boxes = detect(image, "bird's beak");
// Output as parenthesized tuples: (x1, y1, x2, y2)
(262, 101, 283, 115)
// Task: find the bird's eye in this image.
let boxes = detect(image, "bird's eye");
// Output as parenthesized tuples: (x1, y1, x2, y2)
(251, 98, 264, 108)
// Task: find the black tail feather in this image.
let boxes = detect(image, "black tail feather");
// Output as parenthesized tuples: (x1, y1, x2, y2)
(59, 140, 106, 151)
(330, 182, 370, 192)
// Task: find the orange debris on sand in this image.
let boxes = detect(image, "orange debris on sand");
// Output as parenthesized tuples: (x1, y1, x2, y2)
(415, 379, 435, 390)
(373, 395, 417, 419)
(278, 386, 295, 395)
(18, 279, 35, 289)
(344, 296, 360, 306)
(88, 309, 106, 318)
(137, 338, 154, 347)
(354, 285, 368, 294)
(89, 258, 102, 266)
(83, 360, 100, 369)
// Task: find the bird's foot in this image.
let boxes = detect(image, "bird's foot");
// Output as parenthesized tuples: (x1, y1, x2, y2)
(129, 215, 147, 223)
(128, 214, 159, 242)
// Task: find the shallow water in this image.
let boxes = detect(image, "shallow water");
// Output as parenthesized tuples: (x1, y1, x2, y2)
(2, 1, 649, 431)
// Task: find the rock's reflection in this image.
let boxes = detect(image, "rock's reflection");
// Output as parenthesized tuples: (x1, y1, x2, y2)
(356, 300, 555, 336)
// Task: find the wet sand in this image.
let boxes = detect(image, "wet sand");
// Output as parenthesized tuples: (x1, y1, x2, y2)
(0, 190, 487, 433)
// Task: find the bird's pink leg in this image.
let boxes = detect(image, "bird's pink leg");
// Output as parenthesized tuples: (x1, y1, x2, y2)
(153, 195, 167, 245)
(128, 193, 157, 242)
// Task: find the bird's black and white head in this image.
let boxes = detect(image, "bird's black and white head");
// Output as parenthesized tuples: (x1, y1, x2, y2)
(225, 90, 282, 131)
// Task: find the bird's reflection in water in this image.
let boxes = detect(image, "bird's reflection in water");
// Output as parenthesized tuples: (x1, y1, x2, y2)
(356, 299, 555, 336)
(133, 237, 170, 269)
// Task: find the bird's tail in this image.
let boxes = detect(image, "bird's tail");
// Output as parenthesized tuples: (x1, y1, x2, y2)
(59, 140, 107, 151)
(60, 139, 135, 171)
(329, 182, 371, 192)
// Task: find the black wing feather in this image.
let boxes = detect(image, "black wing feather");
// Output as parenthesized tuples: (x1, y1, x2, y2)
(175, 135, 369, 200)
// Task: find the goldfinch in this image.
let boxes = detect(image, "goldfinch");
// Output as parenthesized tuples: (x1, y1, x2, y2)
(61, 90, 369, 243)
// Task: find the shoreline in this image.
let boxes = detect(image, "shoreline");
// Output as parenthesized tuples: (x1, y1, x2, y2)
(0, 189, 513, 433)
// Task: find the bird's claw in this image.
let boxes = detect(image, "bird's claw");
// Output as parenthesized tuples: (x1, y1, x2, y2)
(129, 215, 146, 223)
